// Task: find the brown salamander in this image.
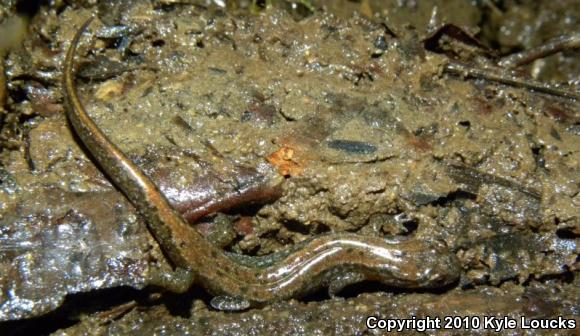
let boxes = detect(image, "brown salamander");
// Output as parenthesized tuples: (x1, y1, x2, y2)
(63, 17, 460, 310)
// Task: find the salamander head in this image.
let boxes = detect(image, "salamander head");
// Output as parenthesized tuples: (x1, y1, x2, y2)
(377, 240, 461, 289)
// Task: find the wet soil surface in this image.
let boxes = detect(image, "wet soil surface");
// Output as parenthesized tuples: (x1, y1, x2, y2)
(0, 0, 578, 335)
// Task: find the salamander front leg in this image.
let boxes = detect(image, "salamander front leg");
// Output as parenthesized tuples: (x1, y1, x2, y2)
(328, 271, 366, 298)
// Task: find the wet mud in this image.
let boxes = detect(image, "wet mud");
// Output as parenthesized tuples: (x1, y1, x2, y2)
(0, 0, 577, 335)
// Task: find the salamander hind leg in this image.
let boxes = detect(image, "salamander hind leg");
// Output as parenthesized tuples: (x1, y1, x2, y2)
(210, 295, 251, 311)
(148, 267, 196, 293)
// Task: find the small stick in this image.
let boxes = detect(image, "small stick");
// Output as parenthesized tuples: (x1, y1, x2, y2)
(499, 34, 580, 68)
(444, 61, 580, 100)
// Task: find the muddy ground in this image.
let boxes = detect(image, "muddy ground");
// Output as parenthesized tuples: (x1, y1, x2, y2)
(0, 0, 578, 335)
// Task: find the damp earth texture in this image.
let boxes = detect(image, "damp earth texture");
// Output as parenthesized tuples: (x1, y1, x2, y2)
(0, 0, 578, 335)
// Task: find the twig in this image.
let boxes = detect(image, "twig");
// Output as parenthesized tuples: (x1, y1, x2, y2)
(499, 34, 580, 68)
(444, 61, 580, 100)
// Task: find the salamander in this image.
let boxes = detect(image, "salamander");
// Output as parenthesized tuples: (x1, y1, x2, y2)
(62, 17, 460, 310)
